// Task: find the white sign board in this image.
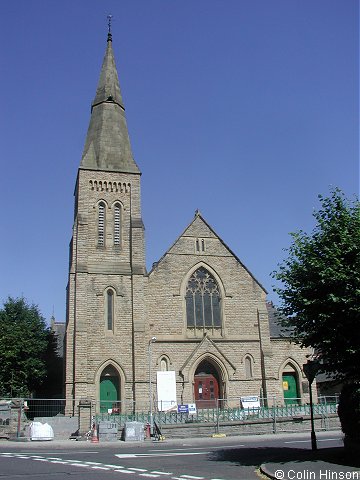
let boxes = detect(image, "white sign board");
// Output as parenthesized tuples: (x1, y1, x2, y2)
(188, 403, 197, 415)
(240, 396, 260, 411)
(157, 371, 177, 412)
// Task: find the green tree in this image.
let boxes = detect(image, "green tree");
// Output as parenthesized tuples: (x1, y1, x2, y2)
(0, 297, 51, 397)
(272, 188, 360, 382)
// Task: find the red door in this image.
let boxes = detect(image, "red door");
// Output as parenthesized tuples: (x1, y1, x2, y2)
(194, 374, 219, 409)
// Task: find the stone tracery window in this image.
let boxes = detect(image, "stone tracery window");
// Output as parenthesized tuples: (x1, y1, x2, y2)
(185, 267, 221, 329)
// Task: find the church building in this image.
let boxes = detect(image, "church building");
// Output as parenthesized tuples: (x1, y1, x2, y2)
(64, 30, 313, 414)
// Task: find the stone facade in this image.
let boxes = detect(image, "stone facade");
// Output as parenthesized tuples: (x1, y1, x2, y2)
(64, 34, 314, 414)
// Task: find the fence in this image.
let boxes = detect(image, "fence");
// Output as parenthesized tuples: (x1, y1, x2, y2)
(95, 395, 339, 427)
(1, 395, 339, 425)
(0, 395, 340, 439)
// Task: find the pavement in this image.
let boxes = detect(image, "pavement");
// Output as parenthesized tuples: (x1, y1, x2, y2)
(260, 445, 360, 480)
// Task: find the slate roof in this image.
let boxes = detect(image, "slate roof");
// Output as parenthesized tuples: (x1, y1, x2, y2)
(50, 317, 66, 357)
(267, 302, 294, 338)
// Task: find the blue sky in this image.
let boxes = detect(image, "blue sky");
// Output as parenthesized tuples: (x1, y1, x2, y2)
(1, 0, 358, 323)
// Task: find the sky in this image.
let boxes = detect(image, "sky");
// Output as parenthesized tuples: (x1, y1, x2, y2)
(0, 0, 358, 323)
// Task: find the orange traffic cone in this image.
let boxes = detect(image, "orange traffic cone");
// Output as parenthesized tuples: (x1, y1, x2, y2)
(91, 423, 99, 443)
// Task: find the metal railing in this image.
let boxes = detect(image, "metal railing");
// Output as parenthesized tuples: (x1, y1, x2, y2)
(95, 395, 339, 427)
(0, 395, 339, 426)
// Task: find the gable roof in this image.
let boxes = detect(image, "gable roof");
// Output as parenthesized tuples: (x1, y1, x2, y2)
(149, 210, 267, 293)
(180, 334, 237, 374)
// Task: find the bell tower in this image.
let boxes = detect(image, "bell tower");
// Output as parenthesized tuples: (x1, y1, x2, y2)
(65, 27, 146, 412)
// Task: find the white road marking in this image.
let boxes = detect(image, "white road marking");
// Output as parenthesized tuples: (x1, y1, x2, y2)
(116, 452, 209, 459)
(149, 447, 208, 452)
(318, 438, 341, 442)
(0, 450, 234, 480)
(180, 476, 205, 479)
(284, 438, 340, 444)
(149, 445, 244, 453)
(151, 472, 173, 476)
(28, 451, 98, 455)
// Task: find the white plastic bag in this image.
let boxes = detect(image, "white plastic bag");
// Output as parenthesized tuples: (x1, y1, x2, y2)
(29, 421, 54, 441)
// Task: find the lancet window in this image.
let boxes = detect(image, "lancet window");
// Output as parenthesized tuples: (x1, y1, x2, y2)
(106, 289, 114, 331)
(98, 202, 106, 246)
(245, 356, 253, 379)
(114, 203, 121, 246)
(160, 357, 169, 371)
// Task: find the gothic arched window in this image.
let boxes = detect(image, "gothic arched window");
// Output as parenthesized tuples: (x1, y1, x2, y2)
(113, 203, 121, 246)
(106, 289, 114, 331)
(160, 357, 169, 371)
(185, 267, 221, 329)
(98, 202, 106, 246)
(245, 356, 253, 379)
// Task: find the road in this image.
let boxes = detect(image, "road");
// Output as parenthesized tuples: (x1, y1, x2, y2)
(0, 430, 343, 480)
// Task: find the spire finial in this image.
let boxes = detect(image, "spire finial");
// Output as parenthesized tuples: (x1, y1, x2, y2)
(107, 14, 113, 42)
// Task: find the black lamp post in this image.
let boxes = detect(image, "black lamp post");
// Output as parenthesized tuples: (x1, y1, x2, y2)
(303, 359, 320, 451)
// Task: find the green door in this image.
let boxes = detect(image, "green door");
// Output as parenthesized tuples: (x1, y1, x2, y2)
(100, 376, 119, 413)
(282, 373, 299, 405)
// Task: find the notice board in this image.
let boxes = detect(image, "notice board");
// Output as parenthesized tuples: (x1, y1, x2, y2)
(156, 371, 177, 411)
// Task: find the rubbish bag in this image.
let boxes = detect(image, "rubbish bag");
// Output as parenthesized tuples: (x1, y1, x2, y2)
(29, 422, 54, 441)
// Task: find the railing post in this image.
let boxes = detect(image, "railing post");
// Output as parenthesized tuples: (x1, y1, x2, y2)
(216, 398, 220, 434)
(16, 399, 23, 439)
(272, 405, 277, 434)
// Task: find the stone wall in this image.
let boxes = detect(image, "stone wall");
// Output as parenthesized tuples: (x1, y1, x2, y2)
(159, 414, 341, 438)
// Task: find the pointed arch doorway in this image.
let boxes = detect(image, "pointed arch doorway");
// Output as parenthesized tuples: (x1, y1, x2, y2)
(282, 363, 300, 405)
(100, 365, 120, 413)
(194, 360, 221, 409)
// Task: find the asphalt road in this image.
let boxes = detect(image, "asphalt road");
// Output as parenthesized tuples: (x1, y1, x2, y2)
(0, 430, 344, 480)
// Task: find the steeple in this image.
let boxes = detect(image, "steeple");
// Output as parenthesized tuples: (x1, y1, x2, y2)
(80, 28, 140, 174)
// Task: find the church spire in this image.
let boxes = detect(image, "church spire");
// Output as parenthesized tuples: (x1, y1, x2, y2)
(80, 23, 140, 174)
